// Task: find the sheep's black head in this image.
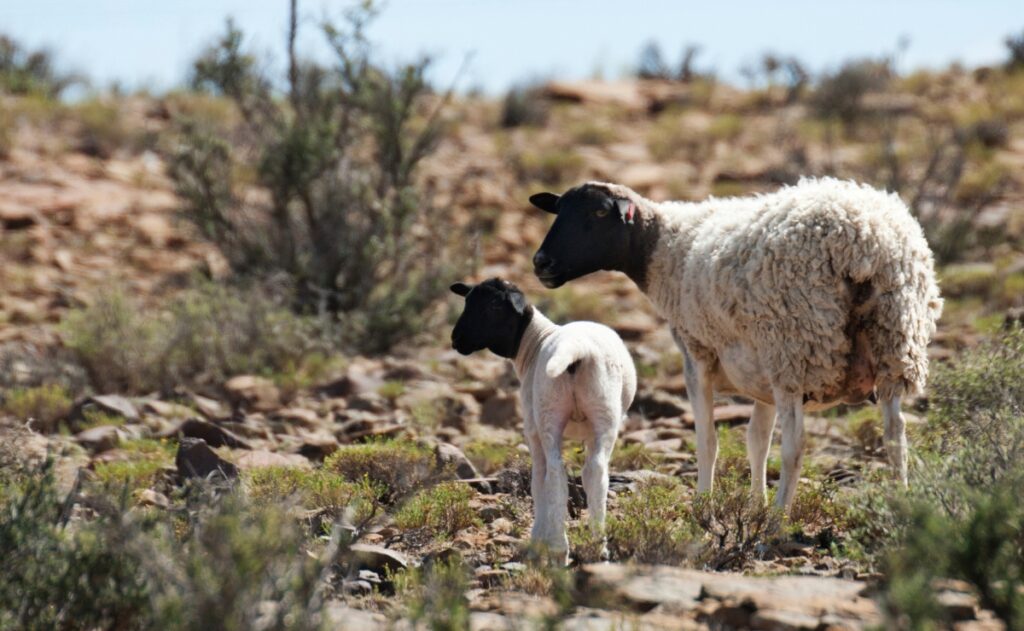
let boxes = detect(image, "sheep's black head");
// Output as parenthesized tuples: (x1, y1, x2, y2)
(530, 183, 648, 289)
(450, 278, 534, 359)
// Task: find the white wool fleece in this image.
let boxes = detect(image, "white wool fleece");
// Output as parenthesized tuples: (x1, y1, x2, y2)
(512, 309, 636, 562)
(592, 177, 940, 507)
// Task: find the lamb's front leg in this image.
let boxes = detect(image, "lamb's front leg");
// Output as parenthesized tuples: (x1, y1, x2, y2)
(680, 345, 717, 493)
(773, 387, 805, 510)
(538, 420, 569, 563)
(582, 423, 616, 560)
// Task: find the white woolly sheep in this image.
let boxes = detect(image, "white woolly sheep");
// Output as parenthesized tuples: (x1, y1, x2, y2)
(450, 278, 637, 561)
(529, 177, 942, 508)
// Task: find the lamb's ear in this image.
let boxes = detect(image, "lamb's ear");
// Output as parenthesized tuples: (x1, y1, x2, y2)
(450, 282, 472, 297)
(616, 198, 636, 224)
(510, 291, 528, 314)
(529, 192, 560, 214)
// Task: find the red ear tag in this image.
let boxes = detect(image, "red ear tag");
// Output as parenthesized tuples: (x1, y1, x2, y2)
(626, 202, 635, 223)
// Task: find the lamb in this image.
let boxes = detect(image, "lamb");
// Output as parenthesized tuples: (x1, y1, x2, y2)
(450, 278, 636, 561)
(529, 177, 942, 509)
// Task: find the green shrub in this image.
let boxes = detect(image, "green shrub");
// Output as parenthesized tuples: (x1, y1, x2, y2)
(395, 558, 471, 631)
(62, 283, 331, 395)
(323, 439, 439, 504)
(394, 481, 479, 536)
(606, 478, 697, 563)
(1, 464, 337, 631)
(846, 329, 1024, 627)
(244, 466, 380, 525)
(1, 384, 72, 432)
(0, 464, 150, 630)
(500, 83, 548, 128)
(0, 35, 79, 98)
(463, 441, 521, 475)
(609, 443, 662, 471)
(73, 98, 140, 158)
(172, 6, 468, 354)
(692, 473, 783, 570)
(812, 59, 891, 127)
(512, 147, 584, 186)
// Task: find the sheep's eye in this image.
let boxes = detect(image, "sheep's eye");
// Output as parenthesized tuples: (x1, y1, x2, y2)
(595, 207, 610, 218)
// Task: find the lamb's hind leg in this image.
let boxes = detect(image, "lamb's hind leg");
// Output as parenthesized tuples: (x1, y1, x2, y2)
(582, 421, 616, 560)
(880, 394, 908, 486)
(773, 387, 805, 510)
(524, 427, 549, 543)
(538, 418, 570, 563)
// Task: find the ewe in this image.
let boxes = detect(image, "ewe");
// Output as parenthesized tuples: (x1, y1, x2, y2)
(530, 178, 941, 508)
(450, 278, 636, 561)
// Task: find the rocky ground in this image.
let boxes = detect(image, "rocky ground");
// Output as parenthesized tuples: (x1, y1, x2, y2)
(2, 71, 1023, 629)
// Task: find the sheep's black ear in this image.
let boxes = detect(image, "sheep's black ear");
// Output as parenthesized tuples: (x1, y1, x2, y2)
(450, 282, 472, 297)
(529, 192, 560, 214)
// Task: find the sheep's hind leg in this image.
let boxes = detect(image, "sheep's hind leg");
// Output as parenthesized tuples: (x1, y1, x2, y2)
(680, 344, 717, 494)
(747, 401, 776, 503)
(773, 387, 805, 510)
(538, 420, 570, 564)
(525, 428, 549, 544)
(880, 394, 908, 486)
(582, 423, 615, 560)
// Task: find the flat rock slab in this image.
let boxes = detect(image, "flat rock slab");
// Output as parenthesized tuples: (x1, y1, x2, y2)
(159, 417, 251, 449)
(347, 543, 409, 576)
(579, 564, 882, 629)
(234, 450, 310, 470)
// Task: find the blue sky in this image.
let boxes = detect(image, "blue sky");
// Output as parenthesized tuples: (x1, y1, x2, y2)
(1, 0, 1021, 94)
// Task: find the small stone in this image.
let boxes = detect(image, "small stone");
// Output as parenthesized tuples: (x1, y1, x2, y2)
(630, 390, 688, 419)
(224, 375, 281, 412)
(175, 438, 238, 480)
(436, 442, 486, 484)
(160, 417, 251, 449)
(480, 392, 520, 427)
(75, 425, 123, 453)
(136, 488, 171, 509)
(347, 543, 409, 576)
(272, 407, 321, 428)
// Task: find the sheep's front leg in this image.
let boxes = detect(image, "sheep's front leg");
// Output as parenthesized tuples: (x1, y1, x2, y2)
(680, 345, 717, 493)
(582, 424, 615, 560)
(747, 401, 776, 503)
(773, 388, 805, 510)
(880, 395, 908, 486)
(538, 420, 569, 563)
(524, 427, 549, 543)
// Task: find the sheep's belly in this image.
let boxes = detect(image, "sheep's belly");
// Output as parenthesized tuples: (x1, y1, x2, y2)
(711, 343, 858, 412)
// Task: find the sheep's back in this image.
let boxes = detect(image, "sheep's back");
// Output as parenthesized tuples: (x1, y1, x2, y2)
(653, 178, 940, 399)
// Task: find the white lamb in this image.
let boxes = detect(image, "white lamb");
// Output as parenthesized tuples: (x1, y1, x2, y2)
(529, 178, 942, 508)
(450, 278, 637, 561)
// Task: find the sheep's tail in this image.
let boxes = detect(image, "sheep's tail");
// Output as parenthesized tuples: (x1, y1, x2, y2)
(545, 340, 590, 378)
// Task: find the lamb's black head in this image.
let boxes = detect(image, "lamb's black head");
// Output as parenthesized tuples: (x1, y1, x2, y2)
(450, 278, 534, 359)
(530, 183, 639, 289)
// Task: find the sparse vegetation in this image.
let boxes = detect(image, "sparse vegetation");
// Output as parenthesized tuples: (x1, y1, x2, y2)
(394, 481, 479, 536)
(323, 439, 441, 504)
(61, 283, 330, 395)
(171, 5, 469, 354)
(1, 384, 73, 432)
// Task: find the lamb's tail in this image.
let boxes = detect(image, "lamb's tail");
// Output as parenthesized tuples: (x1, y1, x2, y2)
(545, 339, 590, 378)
